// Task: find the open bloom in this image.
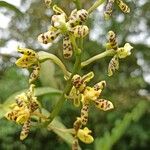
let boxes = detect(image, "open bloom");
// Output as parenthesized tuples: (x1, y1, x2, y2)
(38, 5, 89, 59)
(5, 84, 39, 140)
(16, 47, 40, 83)
(106, 31, 133, 76)
(69, 72, 114, 126)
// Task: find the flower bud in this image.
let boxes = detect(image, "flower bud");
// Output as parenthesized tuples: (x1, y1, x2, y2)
(94, 99, 114, 111)
(71, 25, 89, 38)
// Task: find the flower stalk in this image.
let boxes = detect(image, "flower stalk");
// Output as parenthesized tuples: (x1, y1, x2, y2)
(38, 51, 71, 79)
(88, 0, 105, 14)
(81, 49, 115, 68)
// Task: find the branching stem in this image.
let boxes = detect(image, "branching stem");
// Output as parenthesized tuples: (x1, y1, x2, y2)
(81, 49, 115, 67)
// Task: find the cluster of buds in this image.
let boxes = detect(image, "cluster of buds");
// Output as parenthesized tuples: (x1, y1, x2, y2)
(106, 31, 133, 76)
(38, 5, 89, 59)
(69, 72, 114, 148)
(5, 84, 39, 140)
(104, 0, 130, 20)
(16, 47, 40, 83)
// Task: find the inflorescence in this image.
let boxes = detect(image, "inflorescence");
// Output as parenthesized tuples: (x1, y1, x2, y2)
(4, 0, 132, 149)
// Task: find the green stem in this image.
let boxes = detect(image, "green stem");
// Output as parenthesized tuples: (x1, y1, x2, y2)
(38, 51, 71, 79)
(73, 0, 82, 9)
(81, 49, 115, 68)
(45, 36, 81, 125)
(88, 0, 105, 14)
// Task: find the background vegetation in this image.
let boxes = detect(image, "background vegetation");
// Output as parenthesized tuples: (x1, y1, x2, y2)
(0, 0, 150, 149)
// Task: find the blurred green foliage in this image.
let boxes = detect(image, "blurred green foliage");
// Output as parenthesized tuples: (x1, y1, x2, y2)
(0, 0, 150, 149)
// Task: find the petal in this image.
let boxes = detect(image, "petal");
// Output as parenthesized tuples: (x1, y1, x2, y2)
(108, 55, 119, 76)
(17, 47, 38, 57)
(94, 80, 106, 91)
(94, 99, 114, 111)
(107, 30, 118, 50)
(71, 25, 89, 38)
(82, 72, 94, 83)
(20, 119, 31, 140)
(116, 0, 130, 13)
(63, 35, 73, 59)
(16, 55, 38, 68)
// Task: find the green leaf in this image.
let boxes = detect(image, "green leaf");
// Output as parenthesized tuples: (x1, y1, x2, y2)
(0, 1, 23, 16)
(40, 61, 57, 88)
(4, 87, 62, 106)
(0, 104, 10, 119)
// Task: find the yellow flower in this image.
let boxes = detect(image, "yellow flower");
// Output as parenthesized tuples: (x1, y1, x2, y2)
(16, 47, 39, 68)
(16, 47, 40, 83)
(77, 127, 94, 144)
(38, 5, 89, 59)
(83, 86, 101, 101)
(4, 84, 39, 140)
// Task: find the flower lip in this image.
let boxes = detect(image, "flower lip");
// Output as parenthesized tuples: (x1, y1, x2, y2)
(117, 43, 133, 59)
